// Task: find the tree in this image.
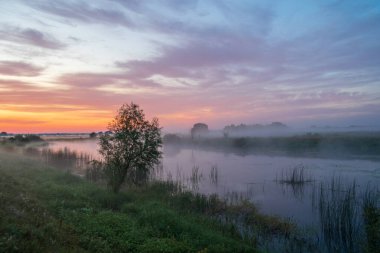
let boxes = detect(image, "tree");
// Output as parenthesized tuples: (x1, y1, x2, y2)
(191, 123, 208, 139)
(99, 103, 162, 192)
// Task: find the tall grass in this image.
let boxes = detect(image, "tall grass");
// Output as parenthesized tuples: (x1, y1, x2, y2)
(316, 177, 378, 253)
(362, 185, 380, 253)
(189, 165, 203, 191)
(85, 160, 105, 182)
(319, 178, 361, 252)
(41, 147, 93, 172)
(209, 165, 219, 186)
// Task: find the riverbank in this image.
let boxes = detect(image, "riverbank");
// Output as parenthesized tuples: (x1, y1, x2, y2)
(0, 151, 263, 253)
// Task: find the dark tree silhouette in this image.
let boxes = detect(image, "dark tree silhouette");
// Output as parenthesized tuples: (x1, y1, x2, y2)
(99, 103, 162, 192)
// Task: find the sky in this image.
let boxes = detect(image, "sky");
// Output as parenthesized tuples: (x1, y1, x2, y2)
(0, 0, 380, 133)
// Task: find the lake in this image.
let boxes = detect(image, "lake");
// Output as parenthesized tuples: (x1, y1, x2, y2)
(44, 139, 380, 229)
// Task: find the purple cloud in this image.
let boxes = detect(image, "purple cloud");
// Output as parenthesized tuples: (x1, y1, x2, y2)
(0, 61, 43, 76)
(58, 71, 161, 89)
(0, 27, 65, 49)
(28, 1, 134, 28)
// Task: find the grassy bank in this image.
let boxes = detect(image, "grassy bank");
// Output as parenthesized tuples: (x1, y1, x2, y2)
(0, 151, 259, 253)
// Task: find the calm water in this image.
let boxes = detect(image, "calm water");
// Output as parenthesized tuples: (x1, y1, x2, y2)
(45, 139, 380, 227)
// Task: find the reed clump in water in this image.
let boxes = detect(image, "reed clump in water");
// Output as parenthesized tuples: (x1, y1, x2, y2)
(209, 165, 218, 186)
(276, 164, 314, 185)
(276, 165, 312, 185)
(189, 165, 203, 190)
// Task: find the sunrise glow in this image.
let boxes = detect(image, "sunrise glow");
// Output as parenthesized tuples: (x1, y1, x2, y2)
(1, 1, 380, 133)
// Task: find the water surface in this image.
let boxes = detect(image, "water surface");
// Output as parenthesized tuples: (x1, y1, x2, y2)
(45, 139, 380, 227)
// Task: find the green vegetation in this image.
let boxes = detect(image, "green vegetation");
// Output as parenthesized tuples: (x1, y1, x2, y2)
(0, 151, 259, 253)
(100, 102, 162, 192)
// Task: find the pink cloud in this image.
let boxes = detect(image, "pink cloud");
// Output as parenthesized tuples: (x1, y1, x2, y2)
(0, 61, 43, 76)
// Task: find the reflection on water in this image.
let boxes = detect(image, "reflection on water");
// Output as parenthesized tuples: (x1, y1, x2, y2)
(43, 139, 380, 228)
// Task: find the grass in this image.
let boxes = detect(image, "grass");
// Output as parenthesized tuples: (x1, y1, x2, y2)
(318, 179, 360, 252)
(316, 178, 380, 253)
(0, 151, 258, 253)
(362, 186, 380, 253)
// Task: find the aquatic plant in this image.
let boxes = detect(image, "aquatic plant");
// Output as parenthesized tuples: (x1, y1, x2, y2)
(318, 178, 361, 253)
(189, 165, 203, 191)
(276, 164, 314, 185)
(209, 165, 218, 186)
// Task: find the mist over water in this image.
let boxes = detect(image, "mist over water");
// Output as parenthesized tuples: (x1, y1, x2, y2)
(42, 138, 380, 227)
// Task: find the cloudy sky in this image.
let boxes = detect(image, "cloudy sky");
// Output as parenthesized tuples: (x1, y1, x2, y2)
(0, 0, 379, 133)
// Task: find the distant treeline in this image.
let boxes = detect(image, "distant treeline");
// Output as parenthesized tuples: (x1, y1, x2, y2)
(224, 122, 287, 133)
(164, 132, 380, 159)
(1, 134, 43, 144)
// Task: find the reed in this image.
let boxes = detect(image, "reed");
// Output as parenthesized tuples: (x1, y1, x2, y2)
(276, 164, 314, 185)
(362, 185, 380, 253)
(189, 165, 203, 190)
(318, 178, 361, 253)
(209, 164, 219, 186)
(41, 147, 93, 172)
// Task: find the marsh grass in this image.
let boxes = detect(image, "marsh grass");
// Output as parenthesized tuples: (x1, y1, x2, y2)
(209, 165, 219, 186)
(41, 147, 93, 172)
(189, 165, 203, 191)
(276, 164, 314, 185)
(362, 185, 380, 253)
(318, 178, 361, 252)
(315, 178, 380, 253)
